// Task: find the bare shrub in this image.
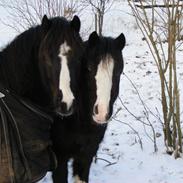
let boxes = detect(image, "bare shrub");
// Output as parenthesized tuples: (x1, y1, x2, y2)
(128, 0, 183, 158)
(0, 0, 82, 32)
(81, 0, 114, 35)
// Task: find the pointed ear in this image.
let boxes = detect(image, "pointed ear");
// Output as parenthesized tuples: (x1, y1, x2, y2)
(88, 31, 99, 47)
(70, 15, 81, 32)
(41, 15, 51, 31)
(115, 33, 126, 50)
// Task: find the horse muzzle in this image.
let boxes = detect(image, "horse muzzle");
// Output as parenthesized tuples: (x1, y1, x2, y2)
(55, 101, 74, 117)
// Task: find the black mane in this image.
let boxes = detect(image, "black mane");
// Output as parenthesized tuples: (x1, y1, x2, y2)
(39, 16, 83, 60)
(0, 25, 48, 105)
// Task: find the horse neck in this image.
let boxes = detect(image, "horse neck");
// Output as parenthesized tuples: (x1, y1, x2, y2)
(76, 61, 92, 123)
(0, 29, 50, 107)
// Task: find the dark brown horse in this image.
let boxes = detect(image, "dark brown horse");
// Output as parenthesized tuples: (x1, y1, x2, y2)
(0, 15, 83, 183)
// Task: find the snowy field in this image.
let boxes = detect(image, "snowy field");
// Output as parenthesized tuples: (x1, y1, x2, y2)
(1, 1, 183, 183)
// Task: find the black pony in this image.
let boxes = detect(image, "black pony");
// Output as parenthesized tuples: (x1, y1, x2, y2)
(51, 31, 126, 183)
(0, 15, 83, 183)
(0, 15, 83, 116)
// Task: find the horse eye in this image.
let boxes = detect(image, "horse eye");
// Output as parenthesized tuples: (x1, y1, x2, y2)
(46, 60, 53, 67)
(87, 66, 92, 72)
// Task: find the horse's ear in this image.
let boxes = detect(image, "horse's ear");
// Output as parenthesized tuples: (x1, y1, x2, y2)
(88, 31, 99, 47)
(70, 15, 81, 32)
(115, 33, 126, 50)
(41, 15, 51, 31)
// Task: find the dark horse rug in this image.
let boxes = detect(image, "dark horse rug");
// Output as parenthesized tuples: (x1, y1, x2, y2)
(0, 85, 56, 183)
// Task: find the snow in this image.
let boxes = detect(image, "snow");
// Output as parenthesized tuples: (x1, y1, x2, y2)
(1, 1, 183, 183)
(0, 7, 17, 48)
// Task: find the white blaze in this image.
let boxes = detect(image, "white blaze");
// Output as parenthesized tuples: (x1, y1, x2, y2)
(0, 92, 5, 98)
(59, 41, 74, 110)
(93, 55, 114, 124)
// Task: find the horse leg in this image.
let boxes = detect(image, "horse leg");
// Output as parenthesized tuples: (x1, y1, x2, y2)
(52, 157, 68, 183)
(73, 155, 93, 183)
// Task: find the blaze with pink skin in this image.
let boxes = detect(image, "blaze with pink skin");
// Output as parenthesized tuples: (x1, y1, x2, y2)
(58, 41, 75, 110)
(93, 55, 114, 124)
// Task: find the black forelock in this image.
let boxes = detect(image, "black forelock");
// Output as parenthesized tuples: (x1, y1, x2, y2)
(40, 16, 83, 60)
(85, 36, 118, 61)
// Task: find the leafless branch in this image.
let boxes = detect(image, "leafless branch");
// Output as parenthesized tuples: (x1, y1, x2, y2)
(0, 0, 83, 32)
(128, 0, 183, 157)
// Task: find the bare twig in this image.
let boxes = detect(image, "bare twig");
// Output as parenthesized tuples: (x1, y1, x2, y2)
(81, 0, 114, 35)
(0, 0, 83, 32)
(95, 157, 117, 167)
(128, 0, 182, 157)
(112, 117, 143, 150)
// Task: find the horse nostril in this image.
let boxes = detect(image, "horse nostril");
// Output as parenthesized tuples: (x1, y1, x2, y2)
(58, 90, 63, 100)
(94, 105, 98, 115)
(105, 113, 110, 121)
(68, 105, 74, 114)
(60, 102, 67, 113)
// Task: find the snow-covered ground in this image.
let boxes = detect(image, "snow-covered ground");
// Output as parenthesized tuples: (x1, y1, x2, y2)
(1, 1, 183, 183)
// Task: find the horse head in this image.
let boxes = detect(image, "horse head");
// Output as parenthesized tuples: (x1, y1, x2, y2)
(85, 31, 126, 124)
(39, 15, 83, 116)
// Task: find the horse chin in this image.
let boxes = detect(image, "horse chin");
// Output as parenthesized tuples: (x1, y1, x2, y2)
(91, 112, 113, 126)
(55, 108, 74, 117)
(92, 115, 108, 125)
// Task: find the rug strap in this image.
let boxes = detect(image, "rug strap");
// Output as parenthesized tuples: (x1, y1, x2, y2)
(1, 98, 32, 181)
(0, 99, 15, 183)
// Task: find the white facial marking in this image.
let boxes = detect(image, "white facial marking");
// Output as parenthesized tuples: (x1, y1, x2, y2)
(59, 41, 74, 110)
(93, 55, 114, 124)
(74, 175, 86, 183)
(0, 92, 5, 98)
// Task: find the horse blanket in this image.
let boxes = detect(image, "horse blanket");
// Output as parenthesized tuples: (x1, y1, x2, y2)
(0, 85, 57, 183)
